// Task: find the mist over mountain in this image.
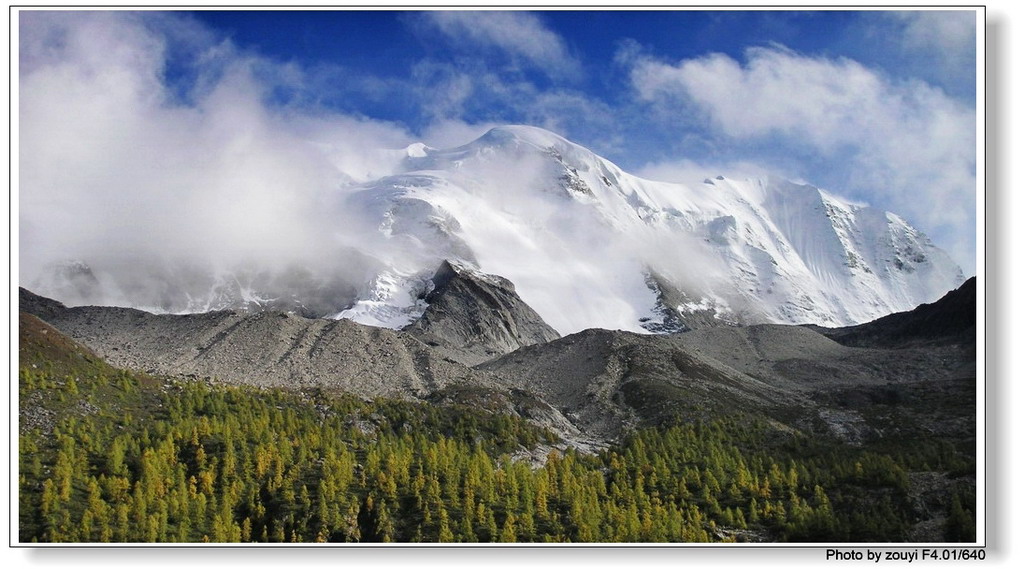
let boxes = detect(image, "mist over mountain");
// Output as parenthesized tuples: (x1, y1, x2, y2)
(24, 125, 964, 334)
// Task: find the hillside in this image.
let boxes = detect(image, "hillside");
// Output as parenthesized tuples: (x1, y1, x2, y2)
(17, 307, 977, 543)
(22, 291, 487, 398)
(19, 277, 977, 448)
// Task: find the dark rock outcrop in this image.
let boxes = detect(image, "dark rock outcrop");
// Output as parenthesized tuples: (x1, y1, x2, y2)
(403, 260, 561, 365)
(817, 276, 976, 348)
(19, 287, 69, 323)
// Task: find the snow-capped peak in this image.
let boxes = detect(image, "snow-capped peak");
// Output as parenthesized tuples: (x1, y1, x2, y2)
(341, 126, 963, 333)
(32, 125, 964, 335)
(404, 142, 431, 158)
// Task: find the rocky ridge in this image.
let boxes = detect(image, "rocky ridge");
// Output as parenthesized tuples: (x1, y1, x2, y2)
(403, 260, 562, 365)
(19, 273, 977, 447)
(22, 295, 483, 399)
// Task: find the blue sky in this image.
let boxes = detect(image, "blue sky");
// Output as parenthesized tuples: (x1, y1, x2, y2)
(18, 9, 979, 272)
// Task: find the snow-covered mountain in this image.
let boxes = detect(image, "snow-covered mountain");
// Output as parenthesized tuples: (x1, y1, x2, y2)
(335, 125, 963, 333)
(29, 125, 964, 334)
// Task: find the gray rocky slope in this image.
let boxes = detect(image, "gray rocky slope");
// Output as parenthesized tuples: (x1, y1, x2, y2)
(18, 271, 976, 445)
(27, 301, 478, 398)
(480, 321, 973, 440)
(403, 260, 561, 365)
(19, 260, 563, 393)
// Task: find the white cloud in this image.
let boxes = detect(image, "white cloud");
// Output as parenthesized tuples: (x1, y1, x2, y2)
(862, 10, 978, 96)
(409, 59, 479, 120)
(399, 57, 619, 156)
(423, 11, 580, 80)
(418, 118, 498, 149)
(889, 10, 976, 59)
(637, 158, 784, 188)
(18, 11, 417, 309)
(626, 45, 977, 271)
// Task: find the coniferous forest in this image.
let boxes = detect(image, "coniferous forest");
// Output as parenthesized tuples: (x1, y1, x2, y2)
(18, 314, 976, 544)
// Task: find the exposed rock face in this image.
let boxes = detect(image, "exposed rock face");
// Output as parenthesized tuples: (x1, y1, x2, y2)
(640, 272, 734, 333)
(403, 260, 561, 365)
(427, 385, 584, 440)
(19, 287, 70, 323)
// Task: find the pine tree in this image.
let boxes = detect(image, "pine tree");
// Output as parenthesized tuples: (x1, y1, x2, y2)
(500, 513, 517, 542)
(437, 506, 455, 543)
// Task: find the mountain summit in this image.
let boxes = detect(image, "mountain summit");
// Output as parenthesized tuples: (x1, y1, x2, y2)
(341, 125, 964, 333)
(30, 125, 963, 334)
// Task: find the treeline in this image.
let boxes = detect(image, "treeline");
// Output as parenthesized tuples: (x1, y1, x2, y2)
(18, 360, 975, 543)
